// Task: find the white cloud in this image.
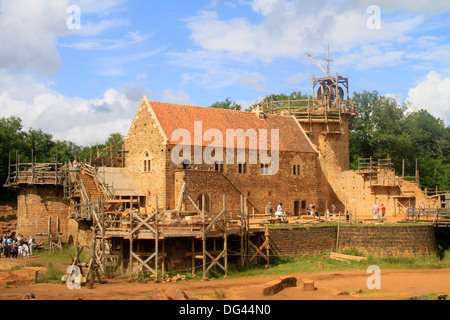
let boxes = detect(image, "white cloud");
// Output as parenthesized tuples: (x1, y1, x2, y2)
(406, 71, 450, 125)
(66, 18, 131, 37)
(62, 30, 147, 50)
(285, 72, 309, 85)
(251, 0, 280, 16)
(359, 0, 450, 14)
(162, 89, 193, 105)
(70, 0, 128, 14)
(0, 0, 70, 75)
(0, 73, 137, 146)
(355, 50, 406, 70)
(184, 2, 422, 64)
(241, 73, 266, 91)
(167, 50, 245, 89)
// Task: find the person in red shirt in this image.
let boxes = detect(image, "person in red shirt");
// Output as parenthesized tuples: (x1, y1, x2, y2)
(381, 204, 386, 218)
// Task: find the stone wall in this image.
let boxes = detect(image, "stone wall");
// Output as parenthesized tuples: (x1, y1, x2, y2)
(269, 225, 438, 257)
(338, 225, 438, 257)
(124, 99, 172, 210)
(269, 226, 337, 256)
(173, 151, 322, 216)
(16, 185, 70, 243)
(175, 169, 244, 214)
(301, 117, 352, 172)
(0, 204, 17, 234)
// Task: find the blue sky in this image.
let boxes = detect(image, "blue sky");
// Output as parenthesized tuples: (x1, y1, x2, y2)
(0, 0, 449, 146)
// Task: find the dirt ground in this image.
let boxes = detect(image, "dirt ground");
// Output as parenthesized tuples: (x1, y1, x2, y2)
(0, 256, 449, 301)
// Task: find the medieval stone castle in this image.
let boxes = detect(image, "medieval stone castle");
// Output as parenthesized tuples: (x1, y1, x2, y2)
(4, 73, 436, 276)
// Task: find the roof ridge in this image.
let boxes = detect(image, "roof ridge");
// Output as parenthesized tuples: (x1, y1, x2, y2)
(148, 100, 291, 118)
(149, 100, 248, 114)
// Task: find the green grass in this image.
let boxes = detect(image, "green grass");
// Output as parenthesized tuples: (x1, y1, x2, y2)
(126, 249, 450, 281)
(222, 250, 450, 279)
(5, 245, 91, 284)
(33, 245, 90, 264)
(35, 262, 65, 283)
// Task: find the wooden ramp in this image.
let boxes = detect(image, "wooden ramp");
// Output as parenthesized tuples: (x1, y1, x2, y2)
(96, 167, 144, 197)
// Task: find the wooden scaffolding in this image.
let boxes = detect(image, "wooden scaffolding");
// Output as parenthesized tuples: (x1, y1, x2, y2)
(123, 194, 270, 280)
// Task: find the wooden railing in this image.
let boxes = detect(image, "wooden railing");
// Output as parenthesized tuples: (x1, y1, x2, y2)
(403, 207, 450, 224)
(253, 98, 356, 116)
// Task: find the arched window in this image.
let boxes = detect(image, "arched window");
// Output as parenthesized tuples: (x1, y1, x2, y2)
(142, 151, 151, 172)
(292, 156, 303, 176)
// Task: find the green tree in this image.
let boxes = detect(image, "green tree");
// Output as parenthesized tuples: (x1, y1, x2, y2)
(349, 90, 380, 166)
(0, 117, 28, 200)
(105, 132, 124, 149)
(349, 90, 450, 190)
(49, 140, 83, 164)
(267, 90, 310, 101)
(209, 97, 242, 111)
(25, 128, 55, 163)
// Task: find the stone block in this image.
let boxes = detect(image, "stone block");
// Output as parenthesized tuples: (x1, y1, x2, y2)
(303, 279, 316, 291)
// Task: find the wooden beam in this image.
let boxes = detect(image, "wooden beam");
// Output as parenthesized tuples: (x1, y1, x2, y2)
(330, 252, 367, 261)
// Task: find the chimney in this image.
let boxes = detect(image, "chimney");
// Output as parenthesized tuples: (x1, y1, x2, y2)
(254, 104, 265, 120)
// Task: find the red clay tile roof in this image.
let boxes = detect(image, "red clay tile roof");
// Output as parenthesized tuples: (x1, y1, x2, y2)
(148, 101, 317, 153)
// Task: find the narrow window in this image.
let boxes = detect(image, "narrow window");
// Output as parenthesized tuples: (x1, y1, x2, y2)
(142, 152, 151, 172)
(238, 162, 247, 174)
(301, 201, 307, 209)
(215, 161, 224, 172)
(260, 163, 269, 175)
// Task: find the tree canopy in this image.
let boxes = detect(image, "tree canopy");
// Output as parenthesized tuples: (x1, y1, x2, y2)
(209, 97, 242, 111)
(0, 119, 123, 200)
(349, 91, 449, 190)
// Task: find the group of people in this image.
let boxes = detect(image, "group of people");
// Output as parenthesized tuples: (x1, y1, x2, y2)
(267, 201, 428, 222)
(267, 202, 287, 221)
(371, 203, 387, 219)
(409, 203, 426, 220)
(1, 233, 36, 259)
(306, 203, 321, 217)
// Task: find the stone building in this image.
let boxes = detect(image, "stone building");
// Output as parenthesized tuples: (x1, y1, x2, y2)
(124, 97, 323, 216)
(5, 76, 436, 248)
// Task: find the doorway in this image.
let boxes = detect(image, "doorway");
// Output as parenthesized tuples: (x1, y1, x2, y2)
(197, 193, 210, 213)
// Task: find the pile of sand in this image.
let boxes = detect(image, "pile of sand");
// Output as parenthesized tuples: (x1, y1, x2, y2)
(0, 267, 47, 286)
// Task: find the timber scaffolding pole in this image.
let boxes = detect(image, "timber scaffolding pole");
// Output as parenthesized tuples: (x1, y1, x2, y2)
(197, 194, 270, 279)
(4, 148, 64, 188)
(129, 196, 160, 279)
(122, 194, 270, 280)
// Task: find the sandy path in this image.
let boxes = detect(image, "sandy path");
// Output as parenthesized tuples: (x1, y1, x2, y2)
(0, 266, 448, 301)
